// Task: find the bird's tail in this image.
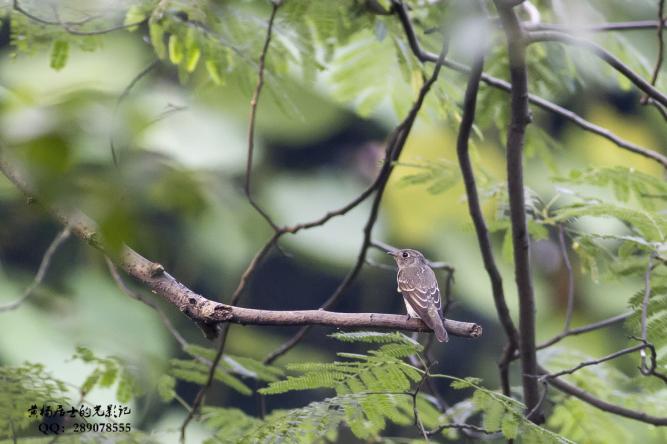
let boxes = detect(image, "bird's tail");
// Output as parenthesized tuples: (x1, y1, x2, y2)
(428, 306, 449, 343)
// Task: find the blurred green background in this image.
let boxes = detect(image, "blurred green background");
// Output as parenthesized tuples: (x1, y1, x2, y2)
(0, 0, 666, 442)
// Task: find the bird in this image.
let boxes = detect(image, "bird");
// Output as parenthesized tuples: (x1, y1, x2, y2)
(387, 248, 448, 342)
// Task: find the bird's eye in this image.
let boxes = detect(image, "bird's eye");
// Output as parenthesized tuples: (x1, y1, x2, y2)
(402, 252, 409, 258)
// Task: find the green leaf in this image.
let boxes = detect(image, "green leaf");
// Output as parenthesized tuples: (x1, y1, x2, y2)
(157, 375, 176, 402)
(149, 22, 167, 59)
(169, 34, 184, 64)
(501, 412, 519, 439)
(124, 5, 149, 31)
(50, 40, 69, 71)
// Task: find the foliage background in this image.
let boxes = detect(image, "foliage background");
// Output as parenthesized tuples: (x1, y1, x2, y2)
(0, 0, 666, 442)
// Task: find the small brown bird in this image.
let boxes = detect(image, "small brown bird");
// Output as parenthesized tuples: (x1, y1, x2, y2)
(388, 248, 448, 342)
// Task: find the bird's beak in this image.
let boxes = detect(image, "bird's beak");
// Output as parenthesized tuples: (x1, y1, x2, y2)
(386, 250, 397, 256)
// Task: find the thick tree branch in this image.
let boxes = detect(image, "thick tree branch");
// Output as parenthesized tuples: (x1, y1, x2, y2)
(0, 148, 482, 341)
(525, 31, 667, 107)
(105, 257, 188, 350)
(495, 0, 542, 421)
(453, 4, 519, 397)
(391, 2, 667, 169)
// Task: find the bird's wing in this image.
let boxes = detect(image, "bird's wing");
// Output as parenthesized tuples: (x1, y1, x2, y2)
(397, 267, 448, 342)
(397, 267, 442, 313)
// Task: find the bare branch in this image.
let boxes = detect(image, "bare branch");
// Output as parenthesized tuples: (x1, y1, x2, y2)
(0, 227, 70, 313)
(13, 0, 147, 36)
(110, 59, 159, 166)
(634, 338, 667, 384)
(494, 0, 542, 421)
(411, 362, 432, 442)
(535, 312, 632, 352)
(540, 344, 647, 380)
(525, 31, 667, 107)
(221, 307, 481, 336)
(263, 38, 450, 365)
(452, 0, 519, 397)
(541, 364, 667, 426)
(526, 19, 667, 33)
(244, 2, 281, 231)
(639, 255, 657, 374)
(427, 422, 500, 437)
(640, 0, 665, 112)
(391, 2, 667, 169)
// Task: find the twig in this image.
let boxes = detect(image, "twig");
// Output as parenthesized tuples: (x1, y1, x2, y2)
(634, 338, 667, 384)
(244, 2, 281, 232)
(541, 364, 667, 425)
(525, 381, 548, 422)
(526, 19, 667, 33)
(495, 0, 542, 421)
(0, 227, 70, 313)
(534, 312, 632, 352)
(452, 0, 519, 397)
(639, 254, 656, 374)
(640, 0, 665, 108)
(110, 59, 159, 166)
(263, 38, 450, 365)
(525, 31, 667, 107)
(391, 1, 667, 169)
(427, 422, 500, 437)
(13, 0, 147, 36)
(557, 224, 575, 332)
(104, 257, 188, 349)
(540, 343, 647, 380)
(411, 363, 432, 442)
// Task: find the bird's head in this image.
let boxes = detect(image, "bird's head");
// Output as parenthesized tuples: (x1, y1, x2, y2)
(387, 248, 426, 267)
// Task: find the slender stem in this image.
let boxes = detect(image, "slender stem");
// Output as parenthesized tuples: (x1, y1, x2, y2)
(639, 254, 656, 373)
(648, 0, 665, 89)
(526, 19, 667, 33)
(542, 364, 667, 425)
(110, 60, 159, 166)
(13, 0, 147, 35)
(525, 31, 667, 107)
(0, 227, 70, 312)
(534, 312, 632, 352)
(495, 0, 542, 421)
(541, 344, 646, 380)
(244, 3, 281, 231)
